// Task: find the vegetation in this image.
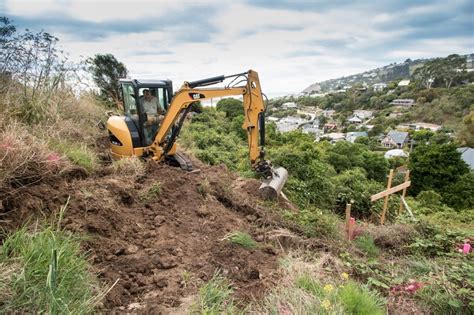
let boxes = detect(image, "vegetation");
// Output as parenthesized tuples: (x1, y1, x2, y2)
(193, 272, 236, 314)
(87, 54, 128, 107)
(222, 231, 258, 249)
(0, 210, 103, 313)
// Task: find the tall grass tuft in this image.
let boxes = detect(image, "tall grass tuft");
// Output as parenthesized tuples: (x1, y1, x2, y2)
(193, 272, 236, 314)
(339, 281, 385, 315)
(222, 231, 258, 249)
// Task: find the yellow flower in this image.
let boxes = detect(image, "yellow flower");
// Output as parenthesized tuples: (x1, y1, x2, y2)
(321, 299, 331, 310)
(341, 272, 349, 280)
(323, 284, 334, 293)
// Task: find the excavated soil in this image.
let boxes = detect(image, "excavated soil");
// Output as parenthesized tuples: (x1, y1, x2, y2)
(0, 158, 299, 313)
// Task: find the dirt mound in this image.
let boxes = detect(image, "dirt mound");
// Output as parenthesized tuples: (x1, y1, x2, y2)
(0, 159, 297, 312)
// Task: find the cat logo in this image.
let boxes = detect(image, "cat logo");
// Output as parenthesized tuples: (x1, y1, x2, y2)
(189, 93, 205, 100)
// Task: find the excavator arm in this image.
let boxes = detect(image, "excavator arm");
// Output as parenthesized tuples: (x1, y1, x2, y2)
(150, 70, 270, 175)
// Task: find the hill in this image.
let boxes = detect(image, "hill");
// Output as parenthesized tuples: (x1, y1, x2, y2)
(303, 53, 474, 94)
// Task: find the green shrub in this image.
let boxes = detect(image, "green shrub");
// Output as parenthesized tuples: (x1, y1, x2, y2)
(283, 207, 341, 239)
(339, 281, 385, 315)
(354, 234, 380, 258)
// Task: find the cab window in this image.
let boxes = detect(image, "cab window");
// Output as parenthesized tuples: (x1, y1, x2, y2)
(121, 83, 137, 116)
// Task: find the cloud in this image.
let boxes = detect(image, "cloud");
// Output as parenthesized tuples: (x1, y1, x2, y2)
(3, 0, 473, 93)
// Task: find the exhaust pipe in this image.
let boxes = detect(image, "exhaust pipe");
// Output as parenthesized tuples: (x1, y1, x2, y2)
(258, 167, 288, 200)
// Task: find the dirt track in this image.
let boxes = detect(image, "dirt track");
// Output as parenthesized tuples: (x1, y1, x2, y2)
(1, 159, 297, 312)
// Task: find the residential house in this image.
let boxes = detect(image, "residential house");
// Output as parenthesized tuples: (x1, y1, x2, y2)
(322, 110, 336, 117)
(390, 99, 415, 107)
(346, 131, 368, 143)
(282, 102, 297, 110)
(301, 120, 320, 137)
(323, 123, 337, 132)
(267, 116, 280, 122)
(348, 116, 363, 124)
(457, 147, 474, 170)
(381, 130, 409, 148)
(353, 110, 373, 120)
(276, 116, 306, 132)
(408, 122, 442, 132)
(384, 149, 409, 159)
(398, 80, 410, 87)
(373, 83, 387, 92)
(324, 132, 346, 143)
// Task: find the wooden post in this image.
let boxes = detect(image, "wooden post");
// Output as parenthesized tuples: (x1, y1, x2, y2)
(398, 170, 410, 215)
(380, 169, 394, 225)
(345, 203, 352, 239)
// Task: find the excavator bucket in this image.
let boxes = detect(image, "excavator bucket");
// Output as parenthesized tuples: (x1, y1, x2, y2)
(258, 167, 288, 200)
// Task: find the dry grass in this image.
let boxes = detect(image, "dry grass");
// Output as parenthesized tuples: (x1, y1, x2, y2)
(0, 122, 68, 190)
(111, 156, 146, 178)
(365, 224, 419, 252)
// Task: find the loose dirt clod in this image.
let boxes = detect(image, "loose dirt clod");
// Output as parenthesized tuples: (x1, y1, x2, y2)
(0, 158, 296, 312)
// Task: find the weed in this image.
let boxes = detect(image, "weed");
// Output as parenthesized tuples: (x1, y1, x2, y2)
(49, 140, 98, 173)
(192, 272, 236, 314)
(339, 281, 385, 315)
(196, 178, 210, 198)
(222, 231, 258, 249)
(111, 156, 145, 177)
(355, 234, 380, 258)
(181, 270, 192, 289)
(139, 181, 162, 201)
(295, 273, 324, 296)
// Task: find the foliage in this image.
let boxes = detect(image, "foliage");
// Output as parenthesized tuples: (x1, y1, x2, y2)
(283, 207, 340, 239)
(354, 234, 380, 258)
(408, 143, 469, 196)
(457, 111, 474, 147)
(193, 272, 236, 314)
(87, 53, 128, 107)
(339, 281, 385, 315)
(216, 98, 243, 120)
(0, 224, 101, 313)
(49, 140, 98, 173)
(222, 231, 258, 249)
(139, 181, 162, 201)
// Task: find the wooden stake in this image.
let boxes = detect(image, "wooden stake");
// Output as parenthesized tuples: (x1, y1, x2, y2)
(345, 203, 352, 239)
(398, 170, 410, 215)
(380, 169, 394, 225)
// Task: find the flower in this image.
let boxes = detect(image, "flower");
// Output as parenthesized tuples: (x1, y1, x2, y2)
(321, 299, 331, 310)
(341, 272, 349, 280)
(323, 284, 334, 293)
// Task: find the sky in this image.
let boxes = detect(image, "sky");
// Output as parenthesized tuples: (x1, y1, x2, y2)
(2, 0, 473, 94)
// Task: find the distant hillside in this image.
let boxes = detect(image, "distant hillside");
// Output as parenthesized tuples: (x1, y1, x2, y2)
(303, 53, 474, 94)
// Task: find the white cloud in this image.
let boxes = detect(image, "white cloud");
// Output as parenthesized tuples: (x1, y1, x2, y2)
(4, 0, 472, 93)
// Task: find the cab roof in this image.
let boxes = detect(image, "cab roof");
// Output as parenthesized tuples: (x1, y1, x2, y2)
(119, 78, 172, 88)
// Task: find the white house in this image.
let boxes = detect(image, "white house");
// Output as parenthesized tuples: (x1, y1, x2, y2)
(276, 116, 306, 132)
(384, 149, 409, 159)
(282, 102, 297, 109)
(322, 109, 336, 117)
(346, 131, 368, 143)
(348, 116, 363, 124)
(354, 110, 374, 120)
(373, 83, 387, 92)
(398, 80, 411, 87)
(390, 99, 415, 107)
(408, 122, 442, 132)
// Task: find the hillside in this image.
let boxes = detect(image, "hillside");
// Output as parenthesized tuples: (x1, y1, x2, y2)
(303, 53, 474, 94)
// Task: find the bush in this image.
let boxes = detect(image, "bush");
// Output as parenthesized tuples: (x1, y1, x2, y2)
(50, 141, 98, 173)
(354, 234, 379, 258)
(283, 207, 341, 239)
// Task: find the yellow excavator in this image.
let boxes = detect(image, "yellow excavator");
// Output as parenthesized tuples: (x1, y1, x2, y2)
(106, 70, 287, 199)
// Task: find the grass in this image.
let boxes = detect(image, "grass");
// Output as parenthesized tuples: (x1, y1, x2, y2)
(355, 234, 380, 258)
(0, 226, 102, 313)
(111, 156, 145, 177)
(222, 231, 258, 249)
(192, 272, 237, 314)
(139, 181, 162, 201)
(339, 281, 385, 315)
(49, 140, 98, 173)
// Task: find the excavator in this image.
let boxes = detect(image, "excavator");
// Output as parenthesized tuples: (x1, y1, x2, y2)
(106, 70, 287, 199)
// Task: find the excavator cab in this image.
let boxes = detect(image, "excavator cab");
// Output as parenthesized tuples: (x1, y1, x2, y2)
(108, 79, 173, 158)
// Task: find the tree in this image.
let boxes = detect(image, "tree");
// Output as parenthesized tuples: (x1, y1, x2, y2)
(216, 98, 243, 119)
(408, 143, 469, 196)
(87, 53, 128, 107)
(457, 111, 474, 147)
